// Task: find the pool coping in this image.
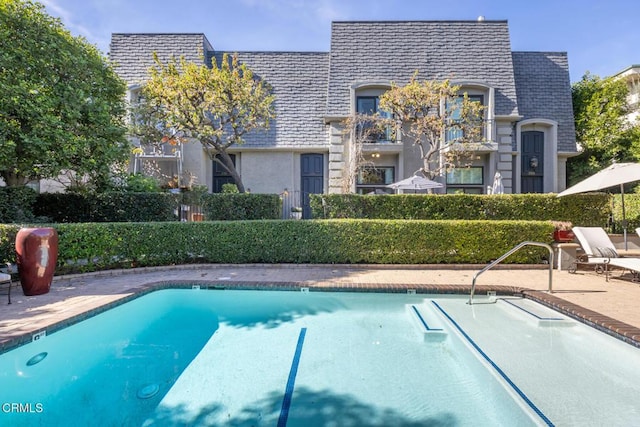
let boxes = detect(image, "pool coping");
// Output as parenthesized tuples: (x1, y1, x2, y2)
(2, 275, 640, 354)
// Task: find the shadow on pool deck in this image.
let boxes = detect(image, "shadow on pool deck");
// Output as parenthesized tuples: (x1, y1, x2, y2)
(1, 263, 640, 351)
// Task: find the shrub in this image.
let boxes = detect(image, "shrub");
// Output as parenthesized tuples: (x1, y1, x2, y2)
(221, 183, 239, 193)
(0, 220, 554, 272)
(92, 192, 178, 222)
(611, 194, 640, 232)
(124, 174, 162, 192)
(34, 193, 93, 223)
(202, 193, 281, 220)
(310, 193, 610, 226)
(0, 186, 37, 223)
(0, 224, 19, 264)
(34, 192, 179, 223)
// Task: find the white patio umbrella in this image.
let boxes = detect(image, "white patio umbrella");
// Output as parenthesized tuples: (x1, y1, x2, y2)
(386, 175, 443, 193)
(557, 162, 640, 250)
(491, 172, 504, 195)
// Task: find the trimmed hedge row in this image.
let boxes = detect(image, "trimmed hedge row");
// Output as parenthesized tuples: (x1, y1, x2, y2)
(0, 220, 555, 271)
(1, 189, 617, 225)
(201, 193, 281, 220)
(24, 192, 282, 222)
(611, 194, 640, 232)
(0, 186, 37, 223)
(34, 192, 180, 223)
(309, 193, 611, 226)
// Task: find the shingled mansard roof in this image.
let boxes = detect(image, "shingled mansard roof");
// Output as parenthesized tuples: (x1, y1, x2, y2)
(211, 51, 330, 148)
(109, 21, 576, 151)
(326, 20, 519, 117)
(511, 51, 576, 152)
(109, 33, 212, 85)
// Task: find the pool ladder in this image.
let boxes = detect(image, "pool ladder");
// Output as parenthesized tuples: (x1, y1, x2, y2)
(468, 241, 554, 305)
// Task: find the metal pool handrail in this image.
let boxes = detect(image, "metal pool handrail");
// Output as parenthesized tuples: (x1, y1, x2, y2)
(468, 241, 554, 305)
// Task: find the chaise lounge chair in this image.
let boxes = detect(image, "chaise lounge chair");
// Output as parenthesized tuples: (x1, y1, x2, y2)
(572, 226, 640, 281)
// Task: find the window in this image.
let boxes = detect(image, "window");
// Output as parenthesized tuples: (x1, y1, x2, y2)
(446, 166, 483, 194)
(357, 96, 378, 115)
(356, 96, 392, 142)
(445, 95, 484, 143)
(356, 166, 395, 194)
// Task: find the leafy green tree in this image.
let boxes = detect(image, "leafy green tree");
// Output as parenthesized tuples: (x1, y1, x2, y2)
(569, 72, 635, 185)
(132, 53, 275, 193)
(0, 0, 129, 188)
(378, 76, 485, 181)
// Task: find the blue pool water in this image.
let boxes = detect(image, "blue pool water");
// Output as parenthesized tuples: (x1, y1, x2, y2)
(1, 289, 639, 426)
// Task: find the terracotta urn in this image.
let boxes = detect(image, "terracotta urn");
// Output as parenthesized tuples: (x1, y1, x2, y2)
(15, 227, 58, 296)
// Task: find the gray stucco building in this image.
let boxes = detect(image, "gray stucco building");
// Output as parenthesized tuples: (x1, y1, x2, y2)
(110, 19, 577, 208)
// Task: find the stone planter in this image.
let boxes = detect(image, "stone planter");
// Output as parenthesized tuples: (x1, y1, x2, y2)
(290, 207, 303, 220)
(15, 227, 58, 296)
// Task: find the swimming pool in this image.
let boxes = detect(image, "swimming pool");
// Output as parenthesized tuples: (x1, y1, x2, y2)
(0, 288, 639, 426)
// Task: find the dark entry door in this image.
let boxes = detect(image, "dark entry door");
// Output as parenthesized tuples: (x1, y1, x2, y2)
(301, 154, 324, 219)
(212, 154, 236, 193)
(521, 131, 544, 193)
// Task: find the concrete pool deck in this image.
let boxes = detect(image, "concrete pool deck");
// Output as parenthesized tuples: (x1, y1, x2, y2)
(2, 263, 640, 352)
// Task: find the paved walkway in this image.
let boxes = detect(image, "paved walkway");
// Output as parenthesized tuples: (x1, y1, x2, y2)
(2, 263, 640, 352)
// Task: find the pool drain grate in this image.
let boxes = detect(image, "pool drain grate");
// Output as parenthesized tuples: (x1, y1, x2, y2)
(137, 383, 160, 399)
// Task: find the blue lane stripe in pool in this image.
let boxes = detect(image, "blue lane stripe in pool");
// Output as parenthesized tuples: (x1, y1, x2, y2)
(277, 327, 307, 427)
(499, 298, 564, 321)
(411, 305, 443, 331)
(430, 300, 554, 427)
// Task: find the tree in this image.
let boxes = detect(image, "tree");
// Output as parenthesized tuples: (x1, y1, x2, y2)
(340, 112, 391, 193)
(377, 76, 485, 181)
(0, 0, 129, 188)
(132, 53, 275, 193)
(569, 72, 634, 185)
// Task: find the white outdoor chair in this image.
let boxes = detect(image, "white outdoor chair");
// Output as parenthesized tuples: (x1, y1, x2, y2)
(572, 227, 640, 281)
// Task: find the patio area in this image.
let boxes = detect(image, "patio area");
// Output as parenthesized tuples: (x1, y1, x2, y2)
(2, 263, 640, 352)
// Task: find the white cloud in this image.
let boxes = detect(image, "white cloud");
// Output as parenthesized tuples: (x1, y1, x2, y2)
(41, 0, 98, 43)
(40, 0, 71, 22)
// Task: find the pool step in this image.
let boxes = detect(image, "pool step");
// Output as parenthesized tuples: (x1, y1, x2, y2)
(407, 304, 448, 341)
(497, 298, 574, 327)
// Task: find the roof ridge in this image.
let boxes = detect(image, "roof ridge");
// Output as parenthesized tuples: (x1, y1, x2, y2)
(332, 19, 508, 24)
(112, 32, 206, 36)
(214, 50, 328, 55)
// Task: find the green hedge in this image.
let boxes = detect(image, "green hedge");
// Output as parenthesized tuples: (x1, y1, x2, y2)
(34, 192, 179, 223)
(21, 191, 281, 222)
(0, 225, 16, 264)
(201, 193, 281, 220)
(0, 220, 555, 270)
(611, 194, 640, 233)
(0, 186, 37, 223)
(4, 190, 617, 226)
(310, 193, 611, 226)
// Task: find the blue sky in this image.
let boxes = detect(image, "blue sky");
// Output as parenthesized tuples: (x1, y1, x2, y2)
(41, 0, 639, 83)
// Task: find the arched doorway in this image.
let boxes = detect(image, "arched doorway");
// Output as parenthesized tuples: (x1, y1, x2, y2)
(521, 131, 544, 193)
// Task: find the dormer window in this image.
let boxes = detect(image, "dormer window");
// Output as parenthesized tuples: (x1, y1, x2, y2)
(445, 94, 485, 143)
(356, 96, 392, 142)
